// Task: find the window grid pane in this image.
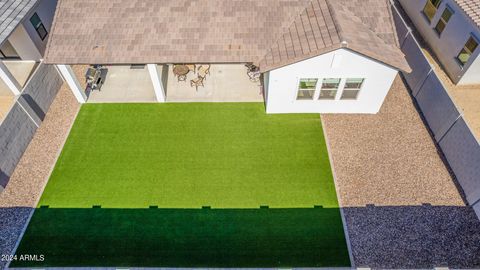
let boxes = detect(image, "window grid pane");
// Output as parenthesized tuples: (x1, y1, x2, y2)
(423, 0, 442, 21)
(341, 78, 364, 100)
(457, 37, 479, 66)
(298, 79, 317, 90)
(297, 90, 315, 100)
(435, 7, 452, 35)
(318, 78, 340, 100)
(341, 90, 360, 100)
(465, 37, 479, 53)
(30, 13, 41, 28)
(37, 24, 48, 40)
(297, 78, 317, 100)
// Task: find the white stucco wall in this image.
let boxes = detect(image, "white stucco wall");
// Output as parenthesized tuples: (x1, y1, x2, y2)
(398, 0, 480, 85)
(265, 48, 398, 114)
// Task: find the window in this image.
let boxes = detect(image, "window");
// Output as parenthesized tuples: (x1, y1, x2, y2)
(30, 13, 48, 40)
(318, 78, 341, 100)
(296, 78, 317, 100)
(434, 7, 453, 35)
(456, 36, 479, 66)
(423, 0, 442, 22)
(341, 78, 364, 100)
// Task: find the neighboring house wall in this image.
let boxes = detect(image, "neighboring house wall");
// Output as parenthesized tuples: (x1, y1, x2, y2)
(265, 48, 398, 114)
(392, 1, 480, 218)
(398, 0, 480, 85)
(21, 0, 57, 57)
(7, 24, 42, 60)
(0, 63, 63, 190)
(5, 0, 57, 61)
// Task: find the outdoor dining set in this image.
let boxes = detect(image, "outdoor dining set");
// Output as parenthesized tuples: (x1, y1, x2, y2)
(172, 63, 262, 91)
(173, 64, 210, 91)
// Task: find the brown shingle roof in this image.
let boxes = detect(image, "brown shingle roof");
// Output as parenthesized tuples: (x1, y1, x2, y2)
(45, 0, 409, 72)
(454, 0, 480, 29)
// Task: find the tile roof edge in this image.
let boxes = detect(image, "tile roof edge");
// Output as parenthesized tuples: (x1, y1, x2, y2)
(44, 0, 64, 64)
(386, 0, 401, 47)
(348, 45, 411, 72)
(259, 44, 342, 72)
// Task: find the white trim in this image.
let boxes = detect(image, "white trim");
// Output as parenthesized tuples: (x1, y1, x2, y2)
(334, 78, 347, 101)
(147, 64, 166, 102)
(56, 64, 86, 103)
(0, 60, 22, 95)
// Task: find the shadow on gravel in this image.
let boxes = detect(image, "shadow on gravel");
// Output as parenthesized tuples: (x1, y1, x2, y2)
(10, 207, 350, 268)
(344, 204, 480, 269)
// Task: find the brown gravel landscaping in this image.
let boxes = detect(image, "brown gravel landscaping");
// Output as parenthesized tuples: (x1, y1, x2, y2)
(323, 76, 480, 268)
(323, 76, 464, 208)
(0, 84, 79, 269)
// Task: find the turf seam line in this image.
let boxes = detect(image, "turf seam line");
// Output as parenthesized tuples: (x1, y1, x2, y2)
(6, 105, 81, 269)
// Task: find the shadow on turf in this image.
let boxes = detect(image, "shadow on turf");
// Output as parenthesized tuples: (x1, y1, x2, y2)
(6, 205, 480, 269)
(10, 207, 350, 268)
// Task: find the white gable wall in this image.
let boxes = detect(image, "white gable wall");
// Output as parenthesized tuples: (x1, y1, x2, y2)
(265, 48, 398, 114)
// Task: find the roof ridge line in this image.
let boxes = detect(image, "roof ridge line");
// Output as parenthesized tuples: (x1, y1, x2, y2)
(44, 0, 64, 63)
(255, 0, 316, 66)
(326, 0, 396, 50)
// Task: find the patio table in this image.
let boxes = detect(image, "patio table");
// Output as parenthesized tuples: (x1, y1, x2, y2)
(173, 65, 189, 76)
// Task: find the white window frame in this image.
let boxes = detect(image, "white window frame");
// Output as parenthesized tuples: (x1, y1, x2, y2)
(340, 78, 365, 100)
(318, 78, 342, 100)
(295, 78, 318, 101)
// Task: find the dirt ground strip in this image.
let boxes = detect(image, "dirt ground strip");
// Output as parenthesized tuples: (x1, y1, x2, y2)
(0, 85, 79, 269)
(322, 76, 480, 268)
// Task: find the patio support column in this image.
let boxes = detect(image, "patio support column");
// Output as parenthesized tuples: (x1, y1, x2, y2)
(0, 60, 21, 95)
(57, 64, 87, 103)
(147, 64, 166, 102)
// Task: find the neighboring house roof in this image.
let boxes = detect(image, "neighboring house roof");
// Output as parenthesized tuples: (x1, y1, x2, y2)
(454, 0, 480, 29)
(44, 0, 410, 72)
(0, 0, 39, 45)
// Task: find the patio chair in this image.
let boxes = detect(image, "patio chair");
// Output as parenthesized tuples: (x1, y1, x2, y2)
(197, 64, 210, 80)
(190, 75, 204, 91)
(186, 64, 196, 74)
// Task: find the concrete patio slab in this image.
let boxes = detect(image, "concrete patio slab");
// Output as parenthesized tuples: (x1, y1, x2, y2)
(87, 65, 156, 103)
(166, 64, 264, 102)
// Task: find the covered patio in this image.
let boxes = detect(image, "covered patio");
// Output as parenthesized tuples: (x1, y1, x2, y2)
(70, 64, 159, 103)
(62, 63, 264, 104)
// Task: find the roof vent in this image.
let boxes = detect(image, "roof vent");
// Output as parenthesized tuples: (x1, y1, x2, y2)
(341, 41, 348, 47)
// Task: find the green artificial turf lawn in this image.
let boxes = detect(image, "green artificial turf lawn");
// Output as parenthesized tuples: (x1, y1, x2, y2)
(12, 103, 350, 268)
(38, 103, 339, 209)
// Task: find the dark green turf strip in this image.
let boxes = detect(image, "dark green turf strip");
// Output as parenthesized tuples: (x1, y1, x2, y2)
(12, 208, 350, 267)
